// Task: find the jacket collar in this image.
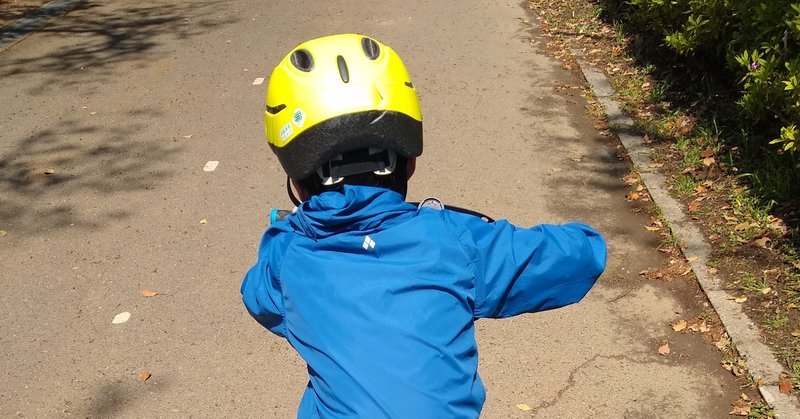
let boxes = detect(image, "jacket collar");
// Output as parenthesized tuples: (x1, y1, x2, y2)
(289, 185, 415, 239)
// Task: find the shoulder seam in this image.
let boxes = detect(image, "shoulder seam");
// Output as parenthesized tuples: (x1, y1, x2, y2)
(438, 210, 480, 317)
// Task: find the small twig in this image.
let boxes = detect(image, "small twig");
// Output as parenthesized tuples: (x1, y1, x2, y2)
(608, 287, 635, 303)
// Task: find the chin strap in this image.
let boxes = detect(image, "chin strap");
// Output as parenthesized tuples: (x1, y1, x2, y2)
(287, 176, 302, 206)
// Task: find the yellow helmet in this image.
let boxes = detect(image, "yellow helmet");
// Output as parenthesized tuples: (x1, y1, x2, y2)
(264, 34, 422, 180)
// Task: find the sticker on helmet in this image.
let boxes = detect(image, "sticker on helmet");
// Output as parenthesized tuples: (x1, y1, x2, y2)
(292, 109, 306, 128)
(280, 123, 293, 141)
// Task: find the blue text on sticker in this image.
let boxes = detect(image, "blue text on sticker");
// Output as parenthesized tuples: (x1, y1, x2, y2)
(280, 123, 293, 141)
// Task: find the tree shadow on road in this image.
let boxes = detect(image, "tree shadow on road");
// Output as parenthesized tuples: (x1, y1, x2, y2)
(76, 375, 172, 418)
(1, 0, 237, 93)
(0, 107, 180, 234)
(0, 1, 238, 236)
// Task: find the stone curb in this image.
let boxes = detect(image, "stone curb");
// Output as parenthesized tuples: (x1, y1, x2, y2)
(577, 59, 800, 418)
(0, 0, 83, 52)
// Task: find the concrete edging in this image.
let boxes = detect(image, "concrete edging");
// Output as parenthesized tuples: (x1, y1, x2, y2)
(576, 61, 800, 417)
(0, 0, 83, 52)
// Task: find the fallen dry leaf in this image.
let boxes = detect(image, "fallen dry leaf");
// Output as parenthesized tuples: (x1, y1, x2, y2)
(791, 330, 800, 337)
(672, 320, 688, 332)
(687, 202, 701, 212)
(516, 403, 532, 411)
(623, 175, 638, 186)
(722, 359, 746, 377)
(200, 219, 208, 224)
(780, 380, 793, 394)
(734, 296, 748, 303)
(760, 287, 772, 295)
(770, 217, 789, 234)
(645, 225, 660, 232)
(729, 405, 750, 416)
(140, 289, 159, 298)
(0, 230, 7, 237)
(700, 148, 716, 158)
(702, 157, 715, 167)
(44, 168, 55, 175)
(625, 192, 641, 201)
(140, 371, 152, 381)
(715, 335, 730, 350)
(639, 269, 664, 280)
(658, 342, 670, 355)
(708, 267, 718, 275)
(697, 322, 710, 333)
(753, 237, 771, 248)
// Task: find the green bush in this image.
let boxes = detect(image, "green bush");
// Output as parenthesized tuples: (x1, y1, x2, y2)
(601, 0, 800, 159)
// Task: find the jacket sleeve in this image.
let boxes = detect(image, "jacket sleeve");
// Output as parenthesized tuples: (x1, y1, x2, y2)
(448, 213, 606, 319)
(240, 228, 288, 337)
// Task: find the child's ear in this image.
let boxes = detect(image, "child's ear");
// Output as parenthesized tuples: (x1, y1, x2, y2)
(290, 178, 310, 201)
(406, 157, 416, 180)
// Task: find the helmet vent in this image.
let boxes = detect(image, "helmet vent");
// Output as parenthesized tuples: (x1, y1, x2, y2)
(361, 37, 380, 60)
(290, 49, 314, 72)
(337, 55, 350, 83)
(266, 104, 286, 115)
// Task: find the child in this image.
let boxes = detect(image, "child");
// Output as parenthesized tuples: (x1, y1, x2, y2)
(241, 34, 607, 418)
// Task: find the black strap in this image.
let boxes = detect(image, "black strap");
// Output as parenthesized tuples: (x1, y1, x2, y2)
(410, 199, 494, 223)
(287, 176, 302, 206)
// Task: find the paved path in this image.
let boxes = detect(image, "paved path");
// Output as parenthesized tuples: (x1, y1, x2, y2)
(1, 0, 745, 417)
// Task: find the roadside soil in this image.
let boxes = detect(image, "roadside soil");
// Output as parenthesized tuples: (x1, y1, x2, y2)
(526, 0, 800, 415)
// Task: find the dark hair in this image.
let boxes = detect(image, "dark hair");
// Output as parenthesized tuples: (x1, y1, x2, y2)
(297, 154, 409, 199)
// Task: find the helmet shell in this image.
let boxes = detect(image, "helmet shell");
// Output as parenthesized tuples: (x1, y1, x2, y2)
(264, 34, 422, 180)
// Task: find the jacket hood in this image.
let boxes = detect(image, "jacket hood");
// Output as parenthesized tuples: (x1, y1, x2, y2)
(289, 185, 415, 239)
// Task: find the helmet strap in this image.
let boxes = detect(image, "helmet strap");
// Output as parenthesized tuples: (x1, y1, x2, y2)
(316, 149, 397, 186)
(286, 176, 302, 206)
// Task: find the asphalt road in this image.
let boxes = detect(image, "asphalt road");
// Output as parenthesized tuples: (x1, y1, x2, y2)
(1, 0, 745, 417)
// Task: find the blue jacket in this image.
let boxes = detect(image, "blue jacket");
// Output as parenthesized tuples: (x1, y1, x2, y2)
(241, 185, 606, 418)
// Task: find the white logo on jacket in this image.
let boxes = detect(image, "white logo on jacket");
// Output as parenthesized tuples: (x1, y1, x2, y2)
(362, 236, 376, 250)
